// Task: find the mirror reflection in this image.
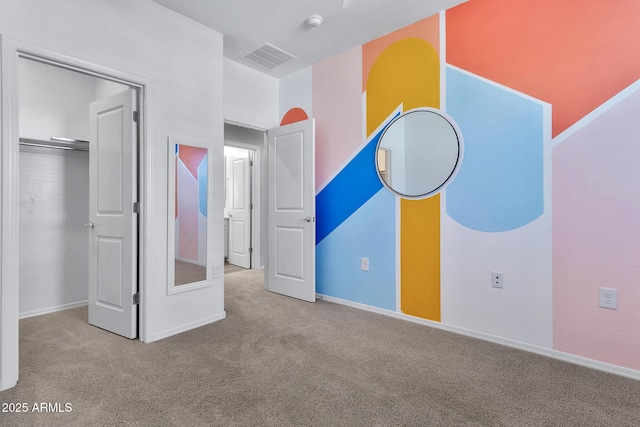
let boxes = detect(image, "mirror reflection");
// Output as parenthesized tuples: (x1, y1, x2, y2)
(174, 143, 208, 286)
(376, 108, 463, 199)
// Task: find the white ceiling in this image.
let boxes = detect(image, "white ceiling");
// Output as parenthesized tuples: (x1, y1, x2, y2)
(152, 0, 467, 78)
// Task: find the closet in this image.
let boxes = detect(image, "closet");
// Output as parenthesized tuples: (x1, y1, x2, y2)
(18, 58, 127, 318)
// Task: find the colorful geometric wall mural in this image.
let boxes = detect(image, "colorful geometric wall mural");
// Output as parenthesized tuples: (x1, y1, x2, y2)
(279, 0, 640, 372)
(366, 35, 442, 321)
(446, 0, 640, 137)
(175, 144, 208, 264)
(315, 119, 390, 244)
(553, 83, 640, 370)
(445, 66, 546, 232)
(313, 47, 363, 191)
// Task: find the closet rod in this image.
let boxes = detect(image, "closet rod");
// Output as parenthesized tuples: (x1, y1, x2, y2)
(19, 137, 89, 152)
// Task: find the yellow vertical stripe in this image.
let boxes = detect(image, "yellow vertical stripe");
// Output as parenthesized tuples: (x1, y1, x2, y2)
(365, 36, 441, 321)
(400, 196, 441, 321)
(365, 38, 440, 136)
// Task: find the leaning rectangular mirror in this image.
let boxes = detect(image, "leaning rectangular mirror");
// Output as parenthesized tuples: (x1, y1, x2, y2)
(167, 137, 211, 294)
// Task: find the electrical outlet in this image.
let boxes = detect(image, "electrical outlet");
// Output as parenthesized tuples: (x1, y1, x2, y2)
(492, 271, 503, 289)
(213, 263, 223, 278)
(599, 287, 618, 310)
(361, 257, 369, 271)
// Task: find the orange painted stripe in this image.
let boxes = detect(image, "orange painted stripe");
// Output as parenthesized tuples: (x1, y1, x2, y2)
(280, 107, 309, 126)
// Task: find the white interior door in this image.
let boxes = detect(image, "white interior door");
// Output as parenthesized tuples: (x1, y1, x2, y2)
(88, 89, 138, 339)
(228, 151, 251, 268)
(266, 119, 315, 302)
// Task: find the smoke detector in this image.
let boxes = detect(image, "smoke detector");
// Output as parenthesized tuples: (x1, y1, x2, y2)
(306, 14, 323, 28)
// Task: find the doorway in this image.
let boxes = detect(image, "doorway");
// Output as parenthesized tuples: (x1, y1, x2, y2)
(222, 120, 317, 304)
(224, 145, 254, 270)
(224, 122, 266, 272)
(14, 53, 144, 344)
(18, 57, 131, 320)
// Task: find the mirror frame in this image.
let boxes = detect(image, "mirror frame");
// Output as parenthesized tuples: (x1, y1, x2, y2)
(375, 107, 464, 200)
(167, 137, 212, 295)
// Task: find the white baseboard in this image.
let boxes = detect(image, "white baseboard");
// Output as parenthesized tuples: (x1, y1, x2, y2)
(150, 311, 226, 342)
(176, 256, 206, 267)
(317, 294, 640, 381)
(19, 300, 88, 319)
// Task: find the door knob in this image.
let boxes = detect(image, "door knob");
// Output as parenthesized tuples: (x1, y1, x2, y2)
(84, 221, 95, 229)
(303, 216, 312, 223)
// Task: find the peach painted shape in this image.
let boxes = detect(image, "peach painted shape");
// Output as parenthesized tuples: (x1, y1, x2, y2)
(362, 14, 440, 92)
(179, 145, 207, 180)
(177, 161, 200, 261)
(447, 0, 640, 137)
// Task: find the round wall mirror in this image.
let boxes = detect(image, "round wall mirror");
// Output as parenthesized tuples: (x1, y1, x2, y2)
(375, 108, 463, 199)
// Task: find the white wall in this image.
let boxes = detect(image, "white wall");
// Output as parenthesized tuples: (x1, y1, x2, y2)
(94, 78, 130, 101)
(224, 58, 279, 130)
(1, 0, 225, 389)
(19, 147, 90, 317)
(19, 59, 95, 141)
(19, 59, 128, 142)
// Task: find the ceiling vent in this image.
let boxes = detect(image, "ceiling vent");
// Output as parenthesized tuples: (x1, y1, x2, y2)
(242, 43, 297, 71)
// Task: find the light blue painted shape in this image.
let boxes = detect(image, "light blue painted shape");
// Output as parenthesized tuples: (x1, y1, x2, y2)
(446, 67, 545, 232)
(198, 155, 208, 217)
(316, 188, 396, 311)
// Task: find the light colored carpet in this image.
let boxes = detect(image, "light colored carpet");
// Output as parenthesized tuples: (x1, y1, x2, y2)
(174, 259, 206, 286)
(1, 269, 640, 426)
(224, 261, 246, 275)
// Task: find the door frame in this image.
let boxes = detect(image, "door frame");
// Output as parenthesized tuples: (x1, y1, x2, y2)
(0, 36, 149, 390)
(224, 137, 264, 270)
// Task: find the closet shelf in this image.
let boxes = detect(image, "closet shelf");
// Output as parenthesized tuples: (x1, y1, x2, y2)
(19, 137, 89, 152)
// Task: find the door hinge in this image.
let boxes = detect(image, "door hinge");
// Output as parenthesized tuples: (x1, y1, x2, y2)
(133, 293, 140, 305)
(133, 202, 140, 214)
(249, 160, 254, 166)
(133, 111, 140, 123)
(249, 247, 253, 253)
(250, 203, 253, 210)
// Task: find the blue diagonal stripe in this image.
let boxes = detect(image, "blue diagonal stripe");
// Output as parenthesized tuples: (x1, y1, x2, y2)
(316, 124, 391, 244)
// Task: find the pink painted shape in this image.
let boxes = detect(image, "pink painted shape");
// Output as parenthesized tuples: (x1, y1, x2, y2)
(553, 89, 640, 370)
(177, 160, 199, 262)
(313, 46, 363, 191)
